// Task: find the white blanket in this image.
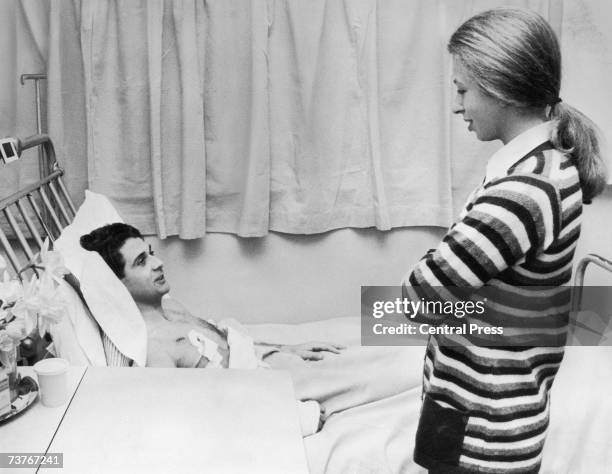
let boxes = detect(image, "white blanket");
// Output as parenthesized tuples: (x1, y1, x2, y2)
(248, 318, 426, 473)
(247, 318, 612, 474)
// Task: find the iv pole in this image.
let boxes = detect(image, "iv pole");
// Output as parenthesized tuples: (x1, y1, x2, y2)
(19, 73, 49, 179)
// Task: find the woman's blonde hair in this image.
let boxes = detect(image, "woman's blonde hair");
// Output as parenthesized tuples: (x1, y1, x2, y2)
(448, 8, 607, 203)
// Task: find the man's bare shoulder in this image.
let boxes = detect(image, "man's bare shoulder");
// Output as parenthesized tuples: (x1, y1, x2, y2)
(162, 296, 202, 323)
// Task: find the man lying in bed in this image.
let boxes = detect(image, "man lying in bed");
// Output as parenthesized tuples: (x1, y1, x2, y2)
(79, 223, 344, 369)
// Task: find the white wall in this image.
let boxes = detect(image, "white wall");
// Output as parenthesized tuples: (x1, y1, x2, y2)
(154, 188, 612, 324)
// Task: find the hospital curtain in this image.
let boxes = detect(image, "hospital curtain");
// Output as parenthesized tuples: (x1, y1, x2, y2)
(2, 1, 609, 239)
(0, 0, 88, 216)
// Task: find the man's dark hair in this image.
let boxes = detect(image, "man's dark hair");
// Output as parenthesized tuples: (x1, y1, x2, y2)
(80, 223, 143, 278)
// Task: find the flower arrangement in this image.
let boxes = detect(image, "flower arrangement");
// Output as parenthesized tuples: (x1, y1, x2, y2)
(0, 240, 69, 360)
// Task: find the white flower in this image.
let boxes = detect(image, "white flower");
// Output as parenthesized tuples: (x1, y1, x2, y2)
(3, 317, 26, 341)
(38, 238, 69, 279)
(10, 275, 40, 335)
(36, 271, 67, 336)
(0, 270, 23, 308)
(0, 240, 69, 342)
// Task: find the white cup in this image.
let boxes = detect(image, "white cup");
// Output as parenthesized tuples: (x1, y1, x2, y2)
(33, 358, 69, 407)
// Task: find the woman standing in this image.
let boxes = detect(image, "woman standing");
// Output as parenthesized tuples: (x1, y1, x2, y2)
(403, 8, 607, 473)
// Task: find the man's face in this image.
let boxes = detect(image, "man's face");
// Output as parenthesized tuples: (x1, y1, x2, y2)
(118, 237, 170, 304)
(451, 57, 507, 143)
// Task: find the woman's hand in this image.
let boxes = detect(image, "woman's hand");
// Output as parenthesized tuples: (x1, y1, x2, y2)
(281, 342, 346, 361)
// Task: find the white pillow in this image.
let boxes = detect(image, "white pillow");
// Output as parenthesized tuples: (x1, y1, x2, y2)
(54, 190, 148, 367)
(49, 278, 107, 366)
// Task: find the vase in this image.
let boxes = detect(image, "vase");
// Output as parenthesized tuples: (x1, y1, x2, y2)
(0, 335, 18, 402)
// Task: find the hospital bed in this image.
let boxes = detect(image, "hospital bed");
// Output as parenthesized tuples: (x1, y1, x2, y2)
(1, 135, 611, 473)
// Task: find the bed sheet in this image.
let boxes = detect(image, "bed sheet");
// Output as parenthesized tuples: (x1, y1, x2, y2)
(248, 317, 426, 473)
(247, 317, 612, 474)
(542, 346, 612, 473)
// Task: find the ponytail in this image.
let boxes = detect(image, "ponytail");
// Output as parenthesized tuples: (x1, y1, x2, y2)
(550, 102, 608, 203)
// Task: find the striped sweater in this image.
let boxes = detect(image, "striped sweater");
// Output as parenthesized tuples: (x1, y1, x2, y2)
(403, 124, 582, 473)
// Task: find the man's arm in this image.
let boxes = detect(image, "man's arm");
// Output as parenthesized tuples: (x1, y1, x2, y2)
(256, 341, 345, 361)
(163, 296, 346, 361)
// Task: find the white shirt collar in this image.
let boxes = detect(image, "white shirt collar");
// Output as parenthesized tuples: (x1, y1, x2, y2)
(484, 121, 554, 184)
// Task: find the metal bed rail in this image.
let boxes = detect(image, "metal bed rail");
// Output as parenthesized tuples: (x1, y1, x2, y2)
(571, 254, 612, 313)
(0, 134, 76, 279)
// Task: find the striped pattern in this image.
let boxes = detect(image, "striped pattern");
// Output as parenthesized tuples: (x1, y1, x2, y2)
(102, 332, 133, 367)
(404, 142, 582, 473)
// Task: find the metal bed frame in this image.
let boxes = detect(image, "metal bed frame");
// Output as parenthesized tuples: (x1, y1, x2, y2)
(571, 253, 612, 312)
(569, 254, 612, 344)
(0, 134, 76, 279)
